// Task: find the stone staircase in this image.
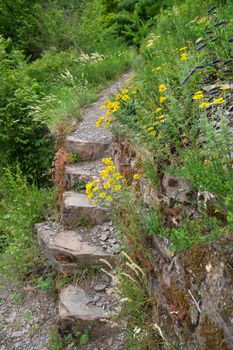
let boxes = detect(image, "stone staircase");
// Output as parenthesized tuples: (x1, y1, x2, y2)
(36, 73, 131, 349)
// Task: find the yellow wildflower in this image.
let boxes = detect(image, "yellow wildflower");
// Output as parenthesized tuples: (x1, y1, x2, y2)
(152, 66, 162, 72)
(122, 89, 129, 94)
(114, 185, 122, 191)
(150, 131, 157, 137)
(159, 96, 167, 103)
(104, 182, 111, 189)
(147, 127, 154, 132)
(93, 186, 99, 192)
(179, 46, 188, 51)
(93, 200, 98, 205)
(180, 52, 188, 61)
(106, 118, 113, 124)
(106, 110, 111, 117)
(133, 173, 140, 181)
(100, 169, 109, 179)
(212, 97, 225, 105)
(155, 107, 162, 113)
(199, 101, 211, 108)
(157, 115, 166, 120)
(193, 91, 204, 100)
(121, 95, 130, 101)
(99, 192, 106, 199)
(113, 172, 123, 180)
(86, 193, 93, 201)
(106, 165, 116, 172)
(102, 158, 113, 165)
(159, 84, 167, 92)
(116, 93, 123, 100)
(106, 196, 112, 201)
(219, 85, 230, 91)
(99, 105, 106, 110)
(96, 116, 105, 127)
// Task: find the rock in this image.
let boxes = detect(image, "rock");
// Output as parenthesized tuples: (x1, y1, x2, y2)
(59, 285, 112, 338)
(61, 192, 109, 227)
(66, 136, 111, 161)
(100, 233, 108, 241)
(94, 284, 107, 292)
(11, 329, 27, 338)
(36, 224, 115, 273)
(108, 337, 114, 346)
(162, 173, 192, 203)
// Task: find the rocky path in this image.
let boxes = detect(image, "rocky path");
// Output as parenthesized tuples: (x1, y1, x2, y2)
(0, 72, 131, 350)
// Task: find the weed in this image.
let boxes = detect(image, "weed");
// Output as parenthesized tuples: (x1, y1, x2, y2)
(22, 310, 32, 321)
(68, 153, 82, 164)
(36, 277, 54, 292)
(75, 216, 91, 228)
(10, 292, 23, 305)
(72, 179, 87, 192)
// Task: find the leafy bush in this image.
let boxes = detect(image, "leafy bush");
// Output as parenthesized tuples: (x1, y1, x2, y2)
(0, 166, 54, 280)
(0, 37, 55, 184)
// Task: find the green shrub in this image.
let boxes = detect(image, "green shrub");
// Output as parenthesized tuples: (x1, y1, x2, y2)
(0, 166, 54, 280)
(0, 37, 55, 184)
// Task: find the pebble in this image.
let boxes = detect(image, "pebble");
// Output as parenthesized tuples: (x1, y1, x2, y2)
(100, 233, 108, 241)
(108, 337, 114, 346)
(94, 284, 107, 292)
(96, 301, 103, 307)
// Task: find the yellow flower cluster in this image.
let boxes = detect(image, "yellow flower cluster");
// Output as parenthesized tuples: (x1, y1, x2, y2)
(159, 84, 166, 93)
(180, 46, 188, 61)
(192, 89, 227, 109)
(86, 158, 124, 204)
(145, 84, 168, 138)
(193, 91, 204, 100)
(96, 85, 135, 128)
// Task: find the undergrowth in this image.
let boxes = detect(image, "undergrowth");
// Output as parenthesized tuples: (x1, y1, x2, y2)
(0, 167, 54, 281)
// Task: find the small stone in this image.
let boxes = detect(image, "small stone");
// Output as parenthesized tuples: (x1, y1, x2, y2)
(108, 337, 114, 346)
(93, 348, 99, 350)
(108, 239, 116, 244)
(11, 329, 27, 338)
(112, 244, 120, 253)
(96, 301, 103, 307)
(94, 284, 107, 292)
(100, 233, 108, 241)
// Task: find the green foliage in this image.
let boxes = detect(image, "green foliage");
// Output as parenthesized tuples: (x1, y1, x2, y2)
(0, 166, 54, 280)
(0, 37, 55, 184)
(0, 0, 84, 58)
(102, 0, 176, 46)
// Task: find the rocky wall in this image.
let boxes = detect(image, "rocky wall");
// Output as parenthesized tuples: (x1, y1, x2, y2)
(112, 136, 233, 350)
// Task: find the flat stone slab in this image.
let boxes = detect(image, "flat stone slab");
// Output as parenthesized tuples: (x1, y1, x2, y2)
(66, 136, 111, 161)
(36, 223, 115, 273)
(59, 285, 107, 321)
(59, 285, 118, 338)
(65, 159, 104, 190)
(61, 191, 109, 227)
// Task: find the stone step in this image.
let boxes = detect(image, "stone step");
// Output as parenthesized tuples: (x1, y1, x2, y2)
(36, 223, 118, 274)
(66, 136, 111, 161)
(58, 284, 120, 339)
(61, 191, 108, 228)
(65, 159, 104, 190)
